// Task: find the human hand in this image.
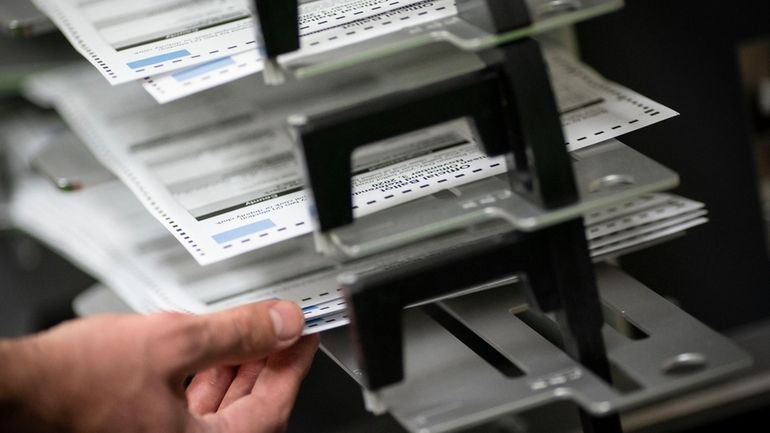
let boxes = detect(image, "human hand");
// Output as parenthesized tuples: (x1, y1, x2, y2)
(0, 300, 318, 433)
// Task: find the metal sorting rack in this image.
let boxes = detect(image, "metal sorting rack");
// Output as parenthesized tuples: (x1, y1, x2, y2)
(321, 264, 752, 433)
(252, 1, 750, 433)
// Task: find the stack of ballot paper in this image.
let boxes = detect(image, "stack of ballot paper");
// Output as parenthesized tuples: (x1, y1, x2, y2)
(6, 55, 702, 334)
(5, 0, 701, 333)
(5, 122, 708, 333)
(22, 48, 679, 265)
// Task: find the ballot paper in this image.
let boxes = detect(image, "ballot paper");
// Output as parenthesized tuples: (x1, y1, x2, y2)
(33, 0, 455, 85)
(23, 48, 678, 265)
(32, 0, 256, 84)
(144, 46, 679, 152)
(142, 0, 457, 102)
(544, 49, 679, 149)
(585, 195, 709, 256)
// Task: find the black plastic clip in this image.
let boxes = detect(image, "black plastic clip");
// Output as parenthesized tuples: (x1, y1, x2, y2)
(293, 39, 576, 231)
(252, 0, 300, 58)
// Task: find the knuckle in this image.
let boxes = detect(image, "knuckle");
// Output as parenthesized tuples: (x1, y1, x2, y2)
(238, 363, 262, 379)
(152, 313, 208, 371)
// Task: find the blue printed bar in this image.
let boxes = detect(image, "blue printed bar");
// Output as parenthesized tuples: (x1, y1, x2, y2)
(127, 50, 191, 69)
(212, 220, 276, 244)
(172, 57, 236, 81)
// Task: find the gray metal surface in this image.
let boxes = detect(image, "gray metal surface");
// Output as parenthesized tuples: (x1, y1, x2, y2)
(328, 140, 678, 259)
(30, 128, 116, 190)
(321, 264, 751, 433)
(0, 0, 53, 37)
(619, 319, 770, 433)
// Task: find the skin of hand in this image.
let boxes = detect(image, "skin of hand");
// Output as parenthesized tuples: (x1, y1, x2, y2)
(0, 300, 319, 433)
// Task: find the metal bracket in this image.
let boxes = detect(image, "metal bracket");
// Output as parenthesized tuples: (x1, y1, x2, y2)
(252, 0, 300, 58)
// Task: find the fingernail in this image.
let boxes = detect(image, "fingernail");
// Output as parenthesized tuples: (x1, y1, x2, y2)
(270, 301, 303, 341)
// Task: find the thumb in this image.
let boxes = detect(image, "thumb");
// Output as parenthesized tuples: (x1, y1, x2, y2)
(167, 300, 305, 375)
